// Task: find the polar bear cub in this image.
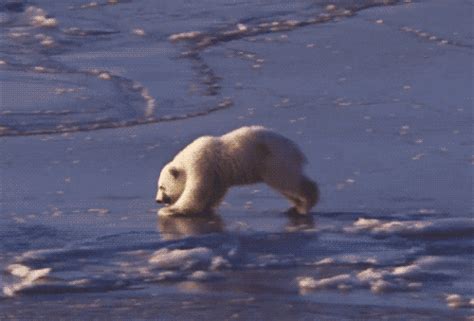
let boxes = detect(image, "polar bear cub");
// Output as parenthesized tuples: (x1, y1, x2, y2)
(156, 126, 319, 215)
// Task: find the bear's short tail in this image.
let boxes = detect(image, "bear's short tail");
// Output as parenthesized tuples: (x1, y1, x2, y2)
(301, 177, 320, 209)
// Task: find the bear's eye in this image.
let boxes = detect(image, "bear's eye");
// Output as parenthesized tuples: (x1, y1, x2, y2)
(169, 167, 180, 179)
(159, 186, 165, 191)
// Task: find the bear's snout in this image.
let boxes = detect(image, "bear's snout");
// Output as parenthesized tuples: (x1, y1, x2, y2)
(157, 194, 172, 205)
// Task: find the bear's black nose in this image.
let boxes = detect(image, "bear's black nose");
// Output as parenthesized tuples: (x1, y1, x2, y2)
(162, 195, 172, 204)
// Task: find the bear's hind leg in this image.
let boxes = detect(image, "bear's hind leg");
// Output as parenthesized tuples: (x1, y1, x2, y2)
(299, 176, 319, 213)
(284, 190, 313, 214)
(281, 191, 306, 215)
(263, 170, 318, 215)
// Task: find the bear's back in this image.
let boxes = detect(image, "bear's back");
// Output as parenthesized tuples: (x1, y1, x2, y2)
(173, 135, 218, 164)
(220, 126, 268, 160)
(220, 126, 306, 166)
(218, 126, 306, 185)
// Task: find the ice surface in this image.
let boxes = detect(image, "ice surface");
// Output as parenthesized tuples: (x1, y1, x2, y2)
(0, 0, 397, 136)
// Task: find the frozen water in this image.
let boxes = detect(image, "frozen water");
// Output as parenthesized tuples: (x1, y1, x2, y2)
(0, 0, 395, 136)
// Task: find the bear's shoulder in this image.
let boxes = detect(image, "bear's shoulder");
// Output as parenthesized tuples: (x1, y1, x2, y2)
(174, 135, 218, 160)
(223, 126, 267, 137)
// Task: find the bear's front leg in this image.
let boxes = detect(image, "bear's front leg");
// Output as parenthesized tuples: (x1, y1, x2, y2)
(166, 175, 224, 216)
(159, 203, 204, 216)
(163, 192, 207, 216)
(158, 206, 182, 216)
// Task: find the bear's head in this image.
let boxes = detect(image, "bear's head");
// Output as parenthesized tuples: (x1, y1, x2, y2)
(156, 164, 186, 206)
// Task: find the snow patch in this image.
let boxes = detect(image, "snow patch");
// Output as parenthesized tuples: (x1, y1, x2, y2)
(149, 247, 213, 270)
(3, 264, 51, 297)
(312, 255, 378, 266)
(168, 31, 201, 42)
(445, 294, 474, 309)
(188, 270, 220, 281)
(298, 274, 352, 290)
(349, 218, 431, 234)
(345, 218, 474, 236)
(26, 6, 58, 28)
(356, 268, 388, 282)
(297, 256, 456, 295)
(210, 256, 231, 270)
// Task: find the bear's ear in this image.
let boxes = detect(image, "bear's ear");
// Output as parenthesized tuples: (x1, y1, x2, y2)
(169, 167, 180, 179)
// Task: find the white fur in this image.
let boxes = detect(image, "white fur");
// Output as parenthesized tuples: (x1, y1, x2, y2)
(156, 126, 319, 215)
